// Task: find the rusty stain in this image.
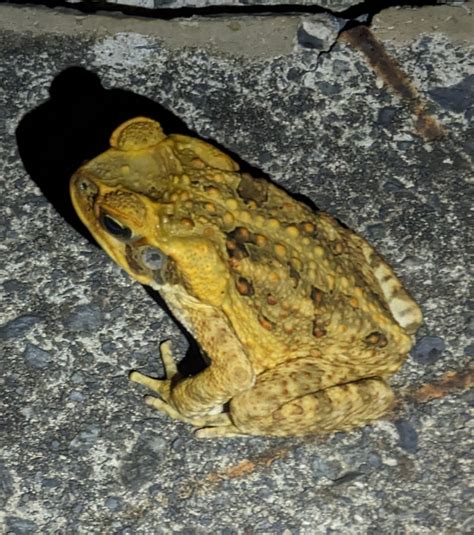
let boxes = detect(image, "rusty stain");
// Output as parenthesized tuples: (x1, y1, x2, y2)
(341, 25, 444, 141)
(407, 366, 474, 403)
(203, 446, 291, 485)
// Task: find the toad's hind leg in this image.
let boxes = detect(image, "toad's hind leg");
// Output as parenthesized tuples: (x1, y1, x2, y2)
(199, 360, 395, 437)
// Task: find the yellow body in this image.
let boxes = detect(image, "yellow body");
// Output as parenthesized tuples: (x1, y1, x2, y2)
(70, 117, 422, 437)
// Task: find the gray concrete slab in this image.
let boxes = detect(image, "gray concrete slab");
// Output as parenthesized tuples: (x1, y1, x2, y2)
(1, 3, 473, 533)
(62, 0, 466, 12)
(63, 0, 362, 12)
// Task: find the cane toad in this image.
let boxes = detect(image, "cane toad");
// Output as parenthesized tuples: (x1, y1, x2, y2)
(70, 117, 422, 437)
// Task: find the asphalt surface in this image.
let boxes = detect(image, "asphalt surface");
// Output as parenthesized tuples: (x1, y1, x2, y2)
(1, 3, 472, 534)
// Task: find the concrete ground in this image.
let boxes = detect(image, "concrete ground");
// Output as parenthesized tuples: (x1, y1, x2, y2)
(0, 2, 472, 534)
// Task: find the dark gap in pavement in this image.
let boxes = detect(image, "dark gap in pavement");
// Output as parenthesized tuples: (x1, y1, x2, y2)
(5, 0, 453, 24)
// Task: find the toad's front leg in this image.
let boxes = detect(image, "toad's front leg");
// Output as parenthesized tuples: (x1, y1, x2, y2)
(130, 341, 234, 428)
(129, 306, 255, 432)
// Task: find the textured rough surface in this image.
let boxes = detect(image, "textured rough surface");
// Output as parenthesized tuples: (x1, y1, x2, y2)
(1, 2, 473, 533)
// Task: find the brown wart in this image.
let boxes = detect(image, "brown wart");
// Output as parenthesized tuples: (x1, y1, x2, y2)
(312, 315, 329, 338)
(235, 277, 255, 297)
(258, 315, 274, 331)
(310, 286, 325, 306)
(364, 332, 388, 348)
(226, 238, 249, 260)
(299, 221, 318, 238)
(288, 263, 301, 288)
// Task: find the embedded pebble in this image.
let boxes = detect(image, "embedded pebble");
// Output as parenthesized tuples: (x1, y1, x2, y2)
(383, 179, 405, 193)
(69, 390, 86, 402)
(311, 456, 344, 480)
(23, 343, 51, 369)
(0, 462, 13, 507)
(105, 496, 123, 511)
(5, 517, 38, 534)
(377, 107, 397, 127)
(402, 255, 425, 268)
(367, 452, 382, 468)
(0, 315, 40, 339)
(412, 336, 446, 364)
(395, 419, 419, 453)
(146, 433, 167, 454)
(463, 344, 474, 356)
(429, 75, 474, 114)
(69, 424, 101, 451)
(101, 341, 117, 355)
(465, 316, 474, 336)
(65, 304, 104, 332)
(366, 223, 385, 240)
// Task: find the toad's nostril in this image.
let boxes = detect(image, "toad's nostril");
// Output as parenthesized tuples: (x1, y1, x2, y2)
(76, 176, 98, 196)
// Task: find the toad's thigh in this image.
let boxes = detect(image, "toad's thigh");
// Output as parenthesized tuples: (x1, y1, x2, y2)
(228, 358, 394, 436)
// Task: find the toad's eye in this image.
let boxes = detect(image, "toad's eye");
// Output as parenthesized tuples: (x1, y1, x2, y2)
(100, 213, 132, 240)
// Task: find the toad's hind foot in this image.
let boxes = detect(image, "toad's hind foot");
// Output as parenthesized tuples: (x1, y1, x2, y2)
(144, 395, 233, 428)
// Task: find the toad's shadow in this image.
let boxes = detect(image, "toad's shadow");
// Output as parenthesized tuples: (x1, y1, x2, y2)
(16, 66, 211, 375)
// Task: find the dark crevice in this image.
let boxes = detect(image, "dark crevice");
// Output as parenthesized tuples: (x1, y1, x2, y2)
(4, 0, 457, 24)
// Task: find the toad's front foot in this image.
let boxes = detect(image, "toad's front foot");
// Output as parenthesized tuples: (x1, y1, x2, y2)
(129, 341, 234, 432)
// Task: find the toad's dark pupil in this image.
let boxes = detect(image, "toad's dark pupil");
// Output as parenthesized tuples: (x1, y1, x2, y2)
(100, 213, 132, 240)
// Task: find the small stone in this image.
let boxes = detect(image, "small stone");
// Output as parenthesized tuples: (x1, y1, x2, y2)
(383, 179, 405, 192)
(70, 372, 85, 384)
(317, 81, 342, 96)
(105, 496, 122, 510)
(366, 224, 385, 240)
(311, 456, 343, 480)
(429, 75, 474, 115)
(0, 463, 13, 507)
(69, 390, 86, 402)
(411, 336, 445, 364)
(395, 419, 419, 453)
(49, 440, 60, 451)
(332, 59, 350, 76)
(297, 25, 324, 50)
(367, 452, 382, 468)
(148, 483, 162, 497)
(65, 304, 104, 332)
(5, 517, 38, 534)
(146, 433, 167, 454)
(402, 255, 424, 268)
(23, 343, 51, 369)
(296, 16, 343, 51)
(464, 344, 474, 356)
(0, 315, 40, 339)
(69, 424, 101, 451)
(101, 341, 117, 355)
(171, 437, 186, 452)
(377, 107, 397, 127)
(42, 478, 58, 489)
